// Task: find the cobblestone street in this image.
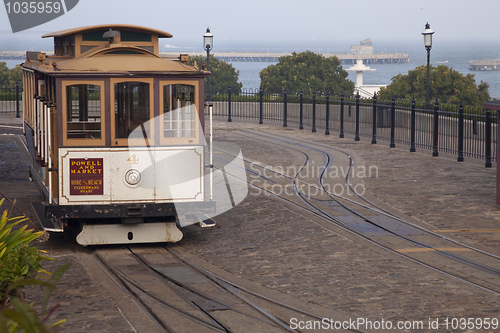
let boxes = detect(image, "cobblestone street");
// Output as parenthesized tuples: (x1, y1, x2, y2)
(1, 115, 499, 332)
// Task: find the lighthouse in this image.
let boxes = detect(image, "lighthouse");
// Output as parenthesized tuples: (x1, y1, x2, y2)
(346, 59, 386, 97)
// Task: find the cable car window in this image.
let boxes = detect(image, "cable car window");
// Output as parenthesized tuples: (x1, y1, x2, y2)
(120, 30, 152, 42)
(82, 31, 108, 41)
(66, 84, 102, 139)
(114, 82, 150, 139)
(162, 84, 196, 138)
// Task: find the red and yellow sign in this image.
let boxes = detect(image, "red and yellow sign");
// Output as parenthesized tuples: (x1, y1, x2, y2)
(70, 158, 104, 195)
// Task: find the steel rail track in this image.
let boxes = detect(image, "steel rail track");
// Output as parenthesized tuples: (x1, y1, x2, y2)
(210, 130, 500, 296)
(92, 252, 175, 333)
(127, 248, 289, 332)
(164, 247, 367, 333)
(237, 130, 500, 275)
(93, 249, 250, 333)
(231, 130, 500, 262)
(93, 244, 359, 333)
(213, 139, 500, 275)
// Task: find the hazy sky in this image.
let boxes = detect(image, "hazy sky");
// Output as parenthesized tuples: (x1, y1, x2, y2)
(1, 0, 499, 50)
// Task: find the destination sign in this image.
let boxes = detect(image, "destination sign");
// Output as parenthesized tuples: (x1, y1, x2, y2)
(69, 158, 103, 195)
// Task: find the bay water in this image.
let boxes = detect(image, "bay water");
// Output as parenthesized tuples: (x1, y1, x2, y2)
(229, 40, 500, 99)
(3, 40, 500, 99)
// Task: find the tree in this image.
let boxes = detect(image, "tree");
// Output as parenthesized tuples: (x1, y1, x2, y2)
(0, 62, 22, 86)
(0, 62, 9, 86)
(259, 51, 354, 95)
(8, 65, 22, 86)
(378, 64, 490, 107)
(187, 56, 242, 95)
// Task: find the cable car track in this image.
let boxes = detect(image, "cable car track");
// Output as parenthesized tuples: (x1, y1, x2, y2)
(210, 129, 500, 296)
(234, 129, 500, 259)
(92, 245, 365, 333)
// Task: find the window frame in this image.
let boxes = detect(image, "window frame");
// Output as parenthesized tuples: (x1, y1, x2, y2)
(110, 78, 155, 147)
(62, 80, 106, 147)
(159, 80, 200, 146)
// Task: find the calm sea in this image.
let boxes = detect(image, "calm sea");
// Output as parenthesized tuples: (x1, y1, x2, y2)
(228, 40, 500, 99)
(4, 40, 500, 98)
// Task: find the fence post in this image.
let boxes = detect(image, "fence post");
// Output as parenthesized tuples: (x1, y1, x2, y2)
(227, 86, 232, 122)
(283, 89, 288, 127)
(432, 99, 439, 157)
(410, 98, 416, 152)
(340, 92, 344, 138)
(390, 96, 396, 148)
(15, 82, 20, 118)
(485, 109, 492, 168)
(312, 91, 317, 133)
(259, 88, 263, 124)
(355, 93, 360, 141)
(299, 90, 303, 130)
(371, 93, 377, 144)
(325, 92, 330, 135)
(457, 101, 464, 162)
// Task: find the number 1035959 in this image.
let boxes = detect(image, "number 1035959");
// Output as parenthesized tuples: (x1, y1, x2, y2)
(444, 317, 498, 330)
(5, 2, 62, 14)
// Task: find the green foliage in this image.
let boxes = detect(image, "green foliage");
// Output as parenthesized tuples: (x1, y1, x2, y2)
(188, 55, 242, 96)
(0, 198, 69, 332)
(0, 90, 21, 102)
(0, 62, 9, 86)
(0, 263, 70, 333)
(378, 64, 490, 107)
(0, 62, 22, 87)
(0, 62, 23, 104)
(259, 51, 355, 96)
(0, 201, 49, 301)
(8, 66, 22, 87)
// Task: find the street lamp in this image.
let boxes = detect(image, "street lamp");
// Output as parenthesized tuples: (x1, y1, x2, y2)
(422, 22, 434, 108)
(203, 27, 213, 101)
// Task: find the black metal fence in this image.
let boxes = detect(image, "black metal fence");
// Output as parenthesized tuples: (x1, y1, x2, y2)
(0, 83, 22, 117)
(207, 88, 498, 167)
(1, 82, 495, 166)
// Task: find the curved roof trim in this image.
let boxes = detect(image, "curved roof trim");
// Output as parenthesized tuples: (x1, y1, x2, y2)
(88, 45, 160, 58)
(42, 24, 173, 38)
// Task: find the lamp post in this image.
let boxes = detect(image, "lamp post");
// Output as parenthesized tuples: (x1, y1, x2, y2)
(203, 27, 214, 101)
(422, 22, 434, 108)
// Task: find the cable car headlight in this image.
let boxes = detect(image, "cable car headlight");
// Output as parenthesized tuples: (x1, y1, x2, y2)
(125, 169, 141, 186)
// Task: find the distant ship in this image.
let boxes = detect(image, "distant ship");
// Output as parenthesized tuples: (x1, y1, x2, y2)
(436, 60, 449, 64)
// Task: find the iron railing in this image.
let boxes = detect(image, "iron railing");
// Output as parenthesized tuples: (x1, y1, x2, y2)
(207, 88, 498, 166)
(0, 82, 22, 117)
(2, 83, 495, 166)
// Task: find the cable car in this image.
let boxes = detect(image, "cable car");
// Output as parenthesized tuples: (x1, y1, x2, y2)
(22, 24, 215, 245)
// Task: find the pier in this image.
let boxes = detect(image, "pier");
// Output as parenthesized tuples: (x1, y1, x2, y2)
(162, 51, 409, 65)
(0, 51, 27, 60)
(470, 59, 500, 71)
(0, 50, 410, 65)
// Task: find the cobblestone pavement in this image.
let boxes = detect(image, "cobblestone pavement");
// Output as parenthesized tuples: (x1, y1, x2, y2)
(1, 115, 500, 332)
(180, 119, 500, 329)
(209, 118, 500, 251)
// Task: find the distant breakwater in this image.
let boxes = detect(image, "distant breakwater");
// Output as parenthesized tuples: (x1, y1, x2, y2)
(162, 51, 410, 65)
(0, 50, 410, 65)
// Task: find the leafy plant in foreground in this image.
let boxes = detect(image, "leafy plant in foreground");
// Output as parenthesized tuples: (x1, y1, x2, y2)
(0, 198, 70, 332)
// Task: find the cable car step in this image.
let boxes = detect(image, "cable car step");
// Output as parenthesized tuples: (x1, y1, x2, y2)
(32, 202, 63, 232)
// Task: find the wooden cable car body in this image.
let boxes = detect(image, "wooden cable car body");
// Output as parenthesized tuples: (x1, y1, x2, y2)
(22, 24, 213, 245)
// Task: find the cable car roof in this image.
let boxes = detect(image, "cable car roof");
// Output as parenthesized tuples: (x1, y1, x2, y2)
(42, 24, 173, 39)
(23, 25, 207, 75)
